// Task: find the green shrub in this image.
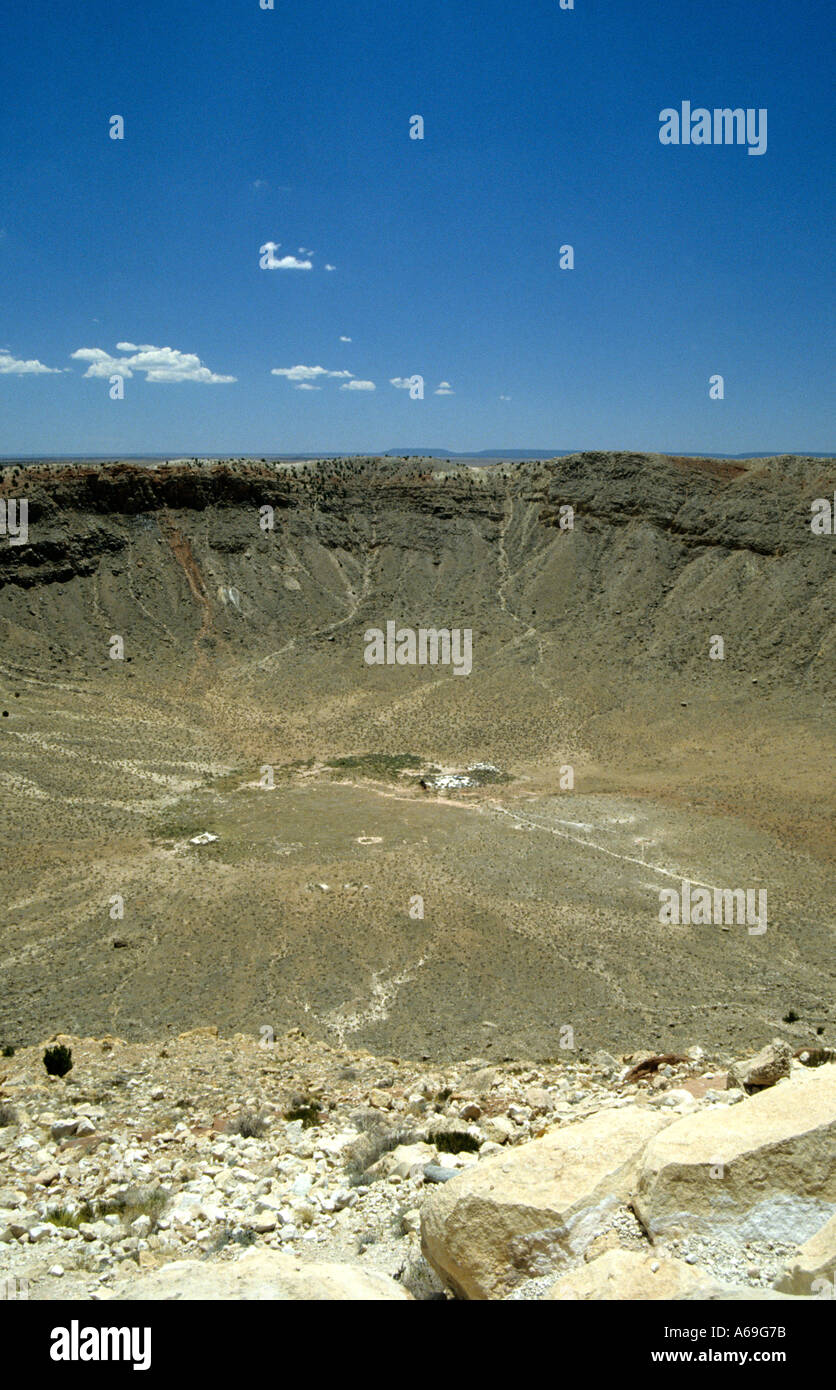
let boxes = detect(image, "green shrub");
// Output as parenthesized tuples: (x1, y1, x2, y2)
(284, 1096, 321, 1128)
(344, 1122, 418, 1185)
(432, 1129, 480, 1154)
(208, 1224, 256, 1253)
(46, 1203, 95, 1229)
(228, 1111, 268, 1138)
(43, 1044, 73, 1077)
(99, 1186, 169, 1228)
(326, 752, 424, 781)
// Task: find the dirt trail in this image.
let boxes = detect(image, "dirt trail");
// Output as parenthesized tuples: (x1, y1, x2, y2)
(487, 801, 725, 894)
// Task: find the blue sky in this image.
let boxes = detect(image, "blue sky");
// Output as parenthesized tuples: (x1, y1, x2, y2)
(1, 0, 833, 456)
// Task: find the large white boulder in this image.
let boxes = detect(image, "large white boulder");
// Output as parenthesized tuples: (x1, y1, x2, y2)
(634, 1064, 836, 1243)
(421, 1105, 671, 1299)
(120, 1248, 412, 1300)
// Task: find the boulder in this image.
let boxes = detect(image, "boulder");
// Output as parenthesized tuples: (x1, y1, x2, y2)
(481, 1115, 515, 1145)
(775, 1213, 836, 1295)
(728, 1038, 792, 1092)
(524, 1087, 554, 1115)
(547, 1250, 800, 1301)
(634, 1064, 836, 1243)
(368, 1142, 436, 1180)
(592, 1051, 620, 1077)
(469, 1068, 497, 1095)
(34, 1165, 60, 1186)
(121, 1248, 412, 1300)
(421, 1106, 671, 1299)
(547, 1250, 716, 1300)
(50, 1119, 79, 1142)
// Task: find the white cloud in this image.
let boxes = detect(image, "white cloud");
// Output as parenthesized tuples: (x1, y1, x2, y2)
(71, 344, 236, 383)
(298, 247, 313, 255)
(340, 379, 375, 391)
(499, 394, 511, 401)
(252, 179, 268, 189)
(390, 377, 412, 389)
(260, 242, 313, 270)
(295, 383, 321, 391)
(0, 349, 61, 375)
(434, 381, 454, 395)
(324, 264, 336, 271)
(271, 365, 354, 382)
(339, 335, 352, 343)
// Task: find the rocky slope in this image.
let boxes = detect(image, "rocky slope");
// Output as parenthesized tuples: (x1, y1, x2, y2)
(1, 452, 834, 690)
(1, 1030, 834, 1300)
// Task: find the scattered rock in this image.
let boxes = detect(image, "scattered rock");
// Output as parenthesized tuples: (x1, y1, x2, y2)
(592, 1051, 619, 1077)
(482, 1115, 515, 1145)
(728, 1038, 793, 1092)
(369, 1142, 436, 1181)
(50, 1119, 79, 1142)
(423, 1165, 460, 1184)
(2, 1028, 832, 1303)
(524, 1088, 553, 1115)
